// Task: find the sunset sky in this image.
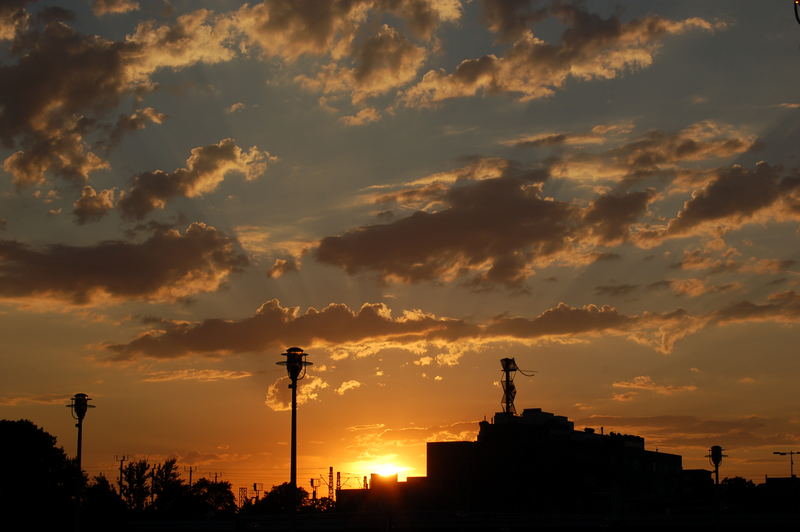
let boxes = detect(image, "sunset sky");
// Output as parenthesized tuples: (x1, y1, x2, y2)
(2, 0, 800, 493)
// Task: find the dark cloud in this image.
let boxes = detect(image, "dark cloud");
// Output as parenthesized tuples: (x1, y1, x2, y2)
(316, 172, 577, 288)
(118, 138, 274, 220)
(403, 4, 717, 106)
(103, 299, 469, 360)
(480, 0, 548, 42)
(106, 107, 166, 148)
(236, 0, 458, 62)
(267, 257, 300, 279)
(652, 162, 800, 239)
(1, 11, 237, 187)
(594, 284, 638, 297)
(712, 291, 800, 326)
(0, 0, 32, 41)
(72, 185, 116, 224)
(584, 190, 652, 243)
(551, 121, 755, 187)
(0, 223, 247, 305)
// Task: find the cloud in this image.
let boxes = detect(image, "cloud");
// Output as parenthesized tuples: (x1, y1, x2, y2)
(267, 258, 300, 279)
(92, 0, 140, 16)
(594, 284, 638, 297)
(225, 102, 246, 114)
(142, 369, 253, 383)
(0, 222, 247, 305)
(118, 138, 275, 220)
(315, 168, 576, 288)
(550, 120, 755, 186)
(235, 0, 458, 62)
(575, 414, 799, 449)
(72, 186, 117, 224)
(612, 375, 697, 395)
(0, 0, 32, 41)
(338, 107, 381, 127)
(265, 375, 328, 411)
(101, 289, 800, 361)
(297, 24, 427, 104)
(639, 162, 800, 243)
(336, 379, 363, 395)
(103, 299, 470, 360)
(402, 5, 719, 106)
(107, 107, 166, 147)
(0, 9, 239, 188)
(480, 0, 549, 42)
(583, 189, 653, 243)
(0, 392, 71, 406)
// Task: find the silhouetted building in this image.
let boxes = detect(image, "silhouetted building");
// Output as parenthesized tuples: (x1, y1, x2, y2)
(339, 407, 684, 515)
(424, 408, 682, 513)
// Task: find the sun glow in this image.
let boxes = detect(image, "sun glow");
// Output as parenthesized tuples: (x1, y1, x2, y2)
(374, 463, 406, 477)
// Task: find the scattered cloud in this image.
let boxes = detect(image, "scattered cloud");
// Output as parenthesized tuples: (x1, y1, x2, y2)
(402, 5, 719, 106)
(336, 379, 363, 395)
(0, 392, 71, 406)
(612, 375, 697, 395)
(265, 375, 328, 411)
(142, 369, 253, 383)
(92, 0, 140, 16)
(118, 138, 276, 220)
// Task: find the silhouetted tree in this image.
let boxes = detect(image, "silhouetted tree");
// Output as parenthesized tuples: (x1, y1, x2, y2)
(0, 419, 83, 528)
(83, 474, 128, 531)
(243, 482, 308, 514)
(721, 476, 757, 511)
(304, 496, 336, 512)
(191, 477, 237, 515)
(121, 459, 151, 512)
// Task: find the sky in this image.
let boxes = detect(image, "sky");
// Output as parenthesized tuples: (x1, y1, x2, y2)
(2, 0, 800, 494)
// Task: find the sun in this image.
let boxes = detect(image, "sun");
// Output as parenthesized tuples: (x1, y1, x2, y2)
(374, 463, 404, 477)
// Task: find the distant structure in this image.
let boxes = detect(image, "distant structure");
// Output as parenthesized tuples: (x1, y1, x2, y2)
(338, 358, 684, 514)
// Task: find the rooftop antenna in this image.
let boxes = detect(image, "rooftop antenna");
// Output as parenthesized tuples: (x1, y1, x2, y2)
(499, 357, 536, 415)
(706, 445, 727, 485)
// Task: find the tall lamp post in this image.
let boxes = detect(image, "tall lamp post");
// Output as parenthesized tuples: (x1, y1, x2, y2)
(67, 393, 95, 472)
(277, 347, 312, 489)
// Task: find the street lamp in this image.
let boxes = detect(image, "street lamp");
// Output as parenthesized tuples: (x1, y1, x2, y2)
(773, 450, 797, 478)
(276, 347, 312, 489)
(66, 393, 95, 472)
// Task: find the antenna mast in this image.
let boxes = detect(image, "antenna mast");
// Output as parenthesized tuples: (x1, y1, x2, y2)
(500, 357, 535, 415)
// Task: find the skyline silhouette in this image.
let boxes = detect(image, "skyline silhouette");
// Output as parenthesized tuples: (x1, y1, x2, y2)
(2, 0, 800, 511)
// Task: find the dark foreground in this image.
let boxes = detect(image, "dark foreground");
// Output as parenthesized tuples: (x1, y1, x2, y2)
(126, 511, 800, 531)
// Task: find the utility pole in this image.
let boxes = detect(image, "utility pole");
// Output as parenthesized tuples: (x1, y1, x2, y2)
(115, 455, 127, 494)
(184, 466, 196, 487)
(328, 466, 334, 499)
(773, 450, 798, 477)
(310, 478, 318, 500)
(336, 471, 341, 493)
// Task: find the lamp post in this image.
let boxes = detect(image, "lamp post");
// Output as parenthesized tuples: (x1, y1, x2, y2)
(773, 450, 797, 477)
(67, 393, 94, 532)
(277, 347, 312, 489)
(67, 393, 94, 472)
